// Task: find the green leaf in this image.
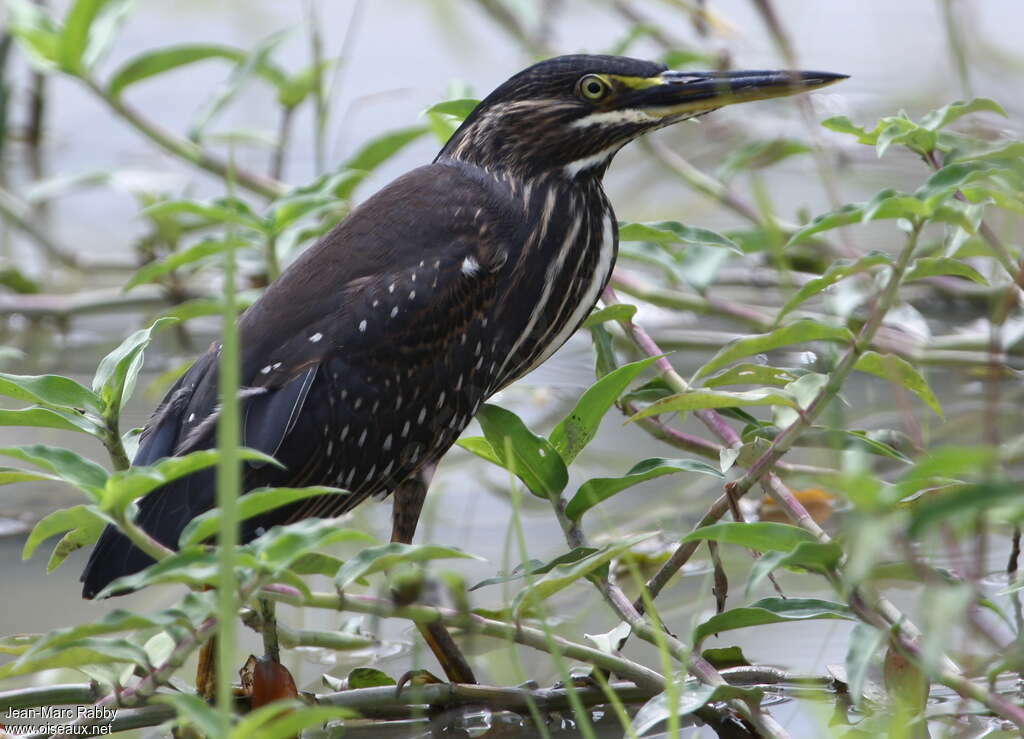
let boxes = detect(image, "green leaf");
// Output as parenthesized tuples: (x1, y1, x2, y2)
(6, 0, 62, 70)
(875, 120, 935, 157)
(152, 693, 222, 737)
(916, 160, 1008, 205)
(1, 637, 150, 679)
(811, 428, 912, 463)
(288, 552, 345, 577)
(141, 199, 264, 230)
(845, 623, 887, 709)
(247, 518, 374, 572)
(470, 547, 599, 590)
(60, 0, 119, 72)
(344, 126, 429, 174)
(0, 444, 108, 498)
(628, 388, 799, 422)
(0, 635, 40, 656)
(701, 646, 751, 669)
(681, 521, 819, 553)
(232, 705, 355, 739)
(347, 666, 396, 689)
(589, 323, 619, 378)
(703, 363, 797, 388)
(77, 0, 132, 70)
(920, 98, 1007, 131)
(97, 548, 230, 597)
(787, 203, 864, 243)
(904, 257, 988, 285)
(694, 319, 853, 380)
(92, 317, 177, 417)
(0, 466, 63, 486)
(861, 189, 930, 221)
(0, 372, 101, 410)
(23, 504, 112, 560)
(180, 486, 348, 547)
(0, 406, 99, 434)
(187, 31, 288, 142)
(693, 597, 854, 645)
(746, 541, 843, 594)
(512, 532, 655, 615)
(124, 238, 236, 291)
(854, 351, 943, 418)
(566, 458, 723, 522)
(776, 252, 893, 321)
(475, 404, 568, 499)
(896, 446, 995, 494)
(773, 372, 828, 429)
(581, 303, 636, 328)
(276, 58, 337, 109)
(632, 684, 764, 735)
(424, 98, 480, 120)
(335, 542, 480, 589)
(23, 596, 214, 657)
(908, 482, 1020, 538)
(821, 115, 878, 145)
(716, 138, 810, 182)
(47, 521, 106, 572)
(549, 356, 657, 464)
(618, 221, 740, 253)
(102, 448, 279, 514)
(455, 436, 501, 466)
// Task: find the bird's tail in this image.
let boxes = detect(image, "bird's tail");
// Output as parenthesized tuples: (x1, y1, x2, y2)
(81, 525, 158, 599)
(80, 467, 214, 599)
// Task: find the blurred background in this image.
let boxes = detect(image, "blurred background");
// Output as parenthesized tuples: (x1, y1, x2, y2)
(2, 1, 1023, 736)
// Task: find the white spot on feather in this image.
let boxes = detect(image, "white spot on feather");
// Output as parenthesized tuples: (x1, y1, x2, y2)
(309, 332, 323, 343)
(461, 256, 479, 276)
(358, 320, 367, 332)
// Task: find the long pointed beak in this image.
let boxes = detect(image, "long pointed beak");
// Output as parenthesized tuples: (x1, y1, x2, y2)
(633, 69, 848, 117)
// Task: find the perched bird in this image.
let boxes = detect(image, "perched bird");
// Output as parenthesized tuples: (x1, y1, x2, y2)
(81, 55, 845, 682)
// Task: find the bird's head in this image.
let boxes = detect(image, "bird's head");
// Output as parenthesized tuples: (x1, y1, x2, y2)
(438, 54, 846, 180)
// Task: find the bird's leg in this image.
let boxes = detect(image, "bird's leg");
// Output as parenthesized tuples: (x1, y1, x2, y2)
(392, 466, 477, 685)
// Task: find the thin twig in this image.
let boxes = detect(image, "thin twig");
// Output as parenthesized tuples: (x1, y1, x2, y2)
(261, 586, 667, 693)
(79, 76, 285, 199)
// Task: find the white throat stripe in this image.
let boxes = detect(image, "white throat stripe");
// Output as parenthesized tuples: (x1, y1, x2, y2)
(570, 109, 658, 128)
(563, 144, 621, 178)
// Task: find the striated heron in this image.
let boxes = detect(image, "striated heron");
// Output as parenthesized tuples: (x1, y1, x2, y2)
(81, 55, 845, 685)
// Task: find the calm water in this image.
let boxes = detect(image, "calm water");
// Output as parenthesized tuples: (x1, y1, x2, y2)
(2, 1, 1023, 736)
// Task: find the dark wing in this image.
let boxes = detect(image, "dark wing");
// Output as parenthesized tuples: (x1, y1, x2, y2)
(81, 162, 521, 597)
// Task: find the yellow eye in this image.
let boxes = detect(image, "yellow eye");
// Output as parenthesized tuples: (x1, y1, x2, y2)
(578, 74, 610, 102)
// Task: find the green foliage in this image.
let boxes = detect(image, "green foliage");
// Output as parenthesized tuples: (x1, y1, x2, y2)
(335, 542, 481, 589)
(693, 319, 853, 380)
(179, 486, 348, 546)
(471, 404, 568, 498)
(619, 220, 741, 252)
(512, 532, 656, 616)
(549, 356, 658, 464)
(693, 598, 855, 646)
(566, 458, 723, 522)
(632, 684, 764, 735)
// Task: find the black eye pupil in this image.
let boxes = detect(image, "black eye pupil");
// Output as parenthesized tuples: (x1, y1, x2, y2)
(587, 82, 601, 95)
